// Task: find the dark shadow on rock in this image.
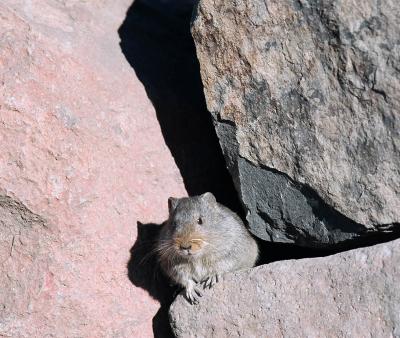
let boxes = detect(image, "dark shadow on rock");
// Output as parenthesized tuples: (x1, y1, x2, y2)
(118, 0, 242, 214)
(256, 226, 400, 266)
(256, 241, 335, 265)
(127, 221, 178, 338)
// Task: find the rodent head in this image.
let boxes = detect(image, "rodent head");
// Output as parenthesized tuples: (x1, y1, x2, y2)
(158, 192, 228, 261)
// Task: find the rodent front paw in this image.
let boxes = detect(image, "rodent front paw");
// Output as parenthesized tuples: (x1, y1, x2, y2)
(184, 284, 203, 305)
(202, 274, 219, 289)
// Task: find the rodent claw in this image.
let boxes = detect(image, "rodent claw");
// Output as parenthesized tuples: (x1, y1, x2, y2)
(185, 285, 202, 304)
(202, 274, 219, 289)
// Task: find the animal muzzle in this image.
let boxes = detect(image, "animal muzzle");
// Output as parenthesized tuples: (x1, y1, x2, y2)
(175, 237, 205, 256)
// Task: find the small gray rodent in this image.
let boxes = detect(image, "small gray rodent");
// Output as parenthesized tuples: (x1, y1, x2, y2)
(157, 192, 258, 304)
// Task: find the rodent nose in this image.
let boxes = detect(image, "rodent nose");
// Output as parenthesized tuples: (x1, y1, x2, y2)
(179, 243, 192, 250)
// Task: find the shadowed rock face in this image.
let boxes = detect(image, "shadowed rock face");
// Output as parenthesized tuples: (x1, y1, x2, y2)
(191, 0, 400, 247)
(118, 0, 242, 214)
(170, 238, 400, 338)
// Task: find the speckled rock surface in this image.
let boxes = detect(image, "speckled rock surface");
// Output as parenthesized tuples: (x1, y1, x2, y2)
(170, 239, 400, 338)
(0, 1, 186, 337)
(191, 0, 400, 246)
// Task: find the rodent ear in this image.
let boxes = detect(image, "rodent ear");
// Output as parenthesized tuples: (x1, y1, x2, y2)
(201, 192, 216, 204)
(168, 197, 179, 213)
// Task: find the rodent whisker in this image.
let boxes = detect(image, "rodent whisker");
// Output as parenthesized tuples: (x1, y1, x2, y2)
(138, 247, 159, 266)
(158, 244, 176, 260)
(158, 246, 180, 270)
(153, 243, 171, 252)
(137, 240, 175, 266)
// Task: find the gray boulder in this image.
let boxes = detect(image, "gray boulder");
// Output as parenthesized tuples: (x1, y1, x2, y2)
(170, 239, 400, 337)
(191, 0, 400, 246)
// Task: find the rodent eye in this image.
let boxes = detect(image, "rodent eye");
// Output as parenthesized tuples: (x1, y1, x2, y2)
(197, 217, 203, 225)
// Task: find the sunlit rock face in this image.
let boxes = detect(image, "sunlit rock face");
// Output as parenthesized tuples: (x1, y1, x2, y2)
(170, 239, 400, 338)
(0, 1, 186, 336)
(191, 0, 400, 247)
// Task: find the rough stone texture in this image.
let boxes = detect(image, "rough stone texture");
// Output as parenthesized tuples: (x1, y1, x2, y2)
(0, 1, 186, 337)
(170, 239, 400, 338)
(192, 0, 400, 246)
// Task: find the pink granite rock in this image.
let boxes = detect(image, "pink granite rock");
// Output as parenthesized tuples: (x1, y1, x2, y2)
(0, 1, 186, 337)
(170, 239, 400, 337)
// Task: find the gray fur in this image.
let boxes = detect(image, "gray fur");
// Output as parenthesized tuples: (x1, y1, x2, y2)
(157, 192, 258, 304)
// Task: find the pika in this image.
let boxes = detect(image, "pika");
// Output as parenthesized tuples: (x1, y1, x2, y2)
(157, 192, 258, 304)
